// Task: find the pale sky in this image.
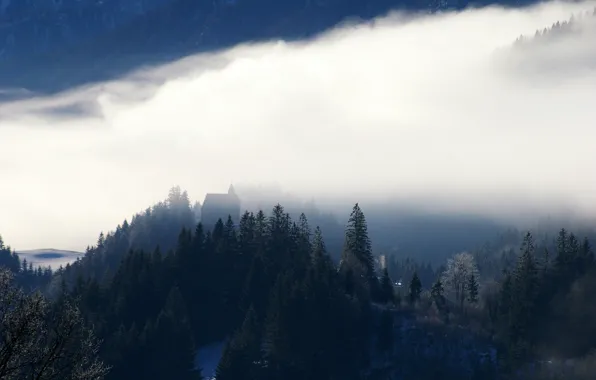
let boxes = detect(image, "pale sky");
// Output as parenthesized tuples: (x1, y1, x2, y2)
(1, 0, 595, 251)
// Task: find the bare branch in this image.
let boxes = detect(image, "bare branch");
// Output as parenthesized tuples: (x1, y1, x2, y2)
(0, 269, 109, 380)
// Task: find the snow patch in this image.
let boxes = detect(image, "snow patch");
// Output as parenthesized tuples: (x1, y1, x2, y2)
(195, 341, 226, 379)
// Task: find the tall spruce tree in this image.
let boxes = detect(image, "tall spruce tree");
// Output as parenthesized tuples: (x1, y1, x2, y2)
(408, 272, 422, 305)
(500, 232, 540, 370)
(431, 277, 445, 307)
(341, 203, 376, 298)
(147, 287, 202, 380)
(380, 267, 394, 304)
(377, 309, 395, 356)
(467, 273, 479, 305)
(216, 306, 262, 380)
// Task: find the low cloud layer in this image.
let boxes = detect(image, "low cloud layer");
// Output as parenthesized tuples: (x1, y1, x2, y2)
(1, 0, 595, 250)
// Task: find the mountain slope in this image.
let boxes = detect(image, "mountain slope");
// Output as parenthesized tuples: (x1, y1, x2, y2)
(0, 0, 540, 95)
(0, 0, 173, 60)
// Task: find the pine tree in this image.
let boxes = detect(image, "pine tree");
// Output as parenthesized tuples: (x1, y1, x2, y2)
(431, 277, 445, 306)
(380, 267, 394, 304)
(344, 267, 355, 297)
(341, 203, 376, 298)
(312, 227, 326, 263)
(216, 306, 262, 380)
(580, 237, 594, 268)
(311, 226, 335, 284)
(242, 256, 269, 321)
(298, 213, 311, 249)
(263, 273, 294, 377)
(149, 287, 202, 380)
(555, 228, 570, 279)
(408, 272, 422, 305)
(467, 273, 479, 305)
(501, 232, 540, 369)
(376, 309, 394, 355)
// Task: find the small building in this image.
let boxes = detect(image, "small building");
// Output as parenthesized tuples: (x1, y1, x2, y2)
(200, 185, 241, 231)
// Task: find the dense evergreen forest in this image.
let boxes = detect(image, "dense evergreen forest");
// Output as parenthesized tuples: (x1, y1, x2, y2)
(1, 187, 596, 379)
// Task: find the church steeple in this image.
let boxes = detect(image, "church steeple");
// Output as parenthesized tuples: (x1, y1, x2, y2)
(228, 184, 236, 196)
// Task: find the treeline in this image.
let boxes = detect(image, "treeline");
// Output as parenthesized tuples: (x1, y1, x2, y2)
(0, 236, 53, 290)
(68, 203, 393, 379)
(425, 228, 596, 378)
(491, 230, 595, 373)
(514, 7, 596, 45)
(3, 188, 596, 379)
(63, 199, 596, 379)
(57, 186, 506, 293)
(55, 186, 197, 290)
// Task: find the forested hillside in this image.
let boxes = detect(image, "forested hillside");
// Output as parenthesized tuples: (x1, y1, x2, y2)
(48, 186, 507, 293)
(0, 0, 544, 94)
(514, 6, 596, 45)
(2, 185, 596, 379)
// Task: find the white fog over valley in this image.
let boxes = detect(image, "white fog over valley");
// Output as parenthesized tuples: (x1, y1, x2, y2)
(1, 0, 595, 251)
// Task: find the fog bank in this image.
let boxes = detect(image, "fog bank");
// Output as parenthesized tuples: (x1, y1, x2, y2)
(1, 0, 595, 250)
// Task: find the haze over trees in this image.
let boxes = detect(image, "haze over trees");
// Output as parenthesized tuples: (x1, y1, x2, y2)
(0, 269, 109, 380)
(1, 185, 596, 379)
(1, 5, 596, 379)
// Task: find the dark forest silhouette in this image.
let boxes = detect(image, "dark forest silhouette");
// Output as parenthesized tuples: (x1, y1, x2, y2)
(2, 186, 596, 379)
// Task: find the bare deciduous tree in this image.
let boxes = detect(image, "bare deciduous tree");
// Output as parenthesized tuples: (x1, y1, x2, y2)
(0, 269, 109, 380)
(440, 252, 480, 311)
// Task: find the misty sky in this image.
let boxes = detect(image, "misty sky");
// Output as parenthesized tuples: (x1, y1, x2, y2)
(1, 0, 596, 251)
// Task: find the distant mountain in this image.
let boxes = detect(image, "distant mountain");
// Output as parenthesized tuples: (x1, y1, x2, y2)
(16, 248, 83, 268)
(0, 0, 540, 95)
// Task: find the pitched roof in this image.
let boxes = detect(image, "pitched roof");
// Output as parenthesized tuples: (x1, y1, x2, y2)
(202, 193, 239, 208)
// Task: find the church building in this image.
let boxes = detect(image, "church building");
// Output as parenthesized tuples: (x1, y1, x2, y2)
(200, 185, 241, 230)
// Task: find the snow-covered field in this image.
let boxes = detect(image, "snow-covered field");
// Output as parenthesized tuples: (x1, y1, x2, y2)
(16, 249, 83, 269)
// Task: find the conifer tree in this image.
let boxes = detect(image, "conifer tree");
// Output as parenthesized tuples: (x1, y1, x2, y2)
(216, 306, 262, 380)
(377, 309, 394, 355)
(341, 203, 376, 298)
(311, 226, 335, 284)
(312, 226, 326, 263)
(408, 272, 422, 305)
(431, 277, 445, 306)
(242, 256, 269, 320)
(500, 232, 540, 369)
(149, 287, 202, 380)
(238, 212, 256, 257)
(555, 228, 570, 276)
(580, 237, 594, 267)
(263, 273, 294, 377)
(298, 213, 311, 249)
(380, 267, 394, 304)
(467, 273, 479, 305)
